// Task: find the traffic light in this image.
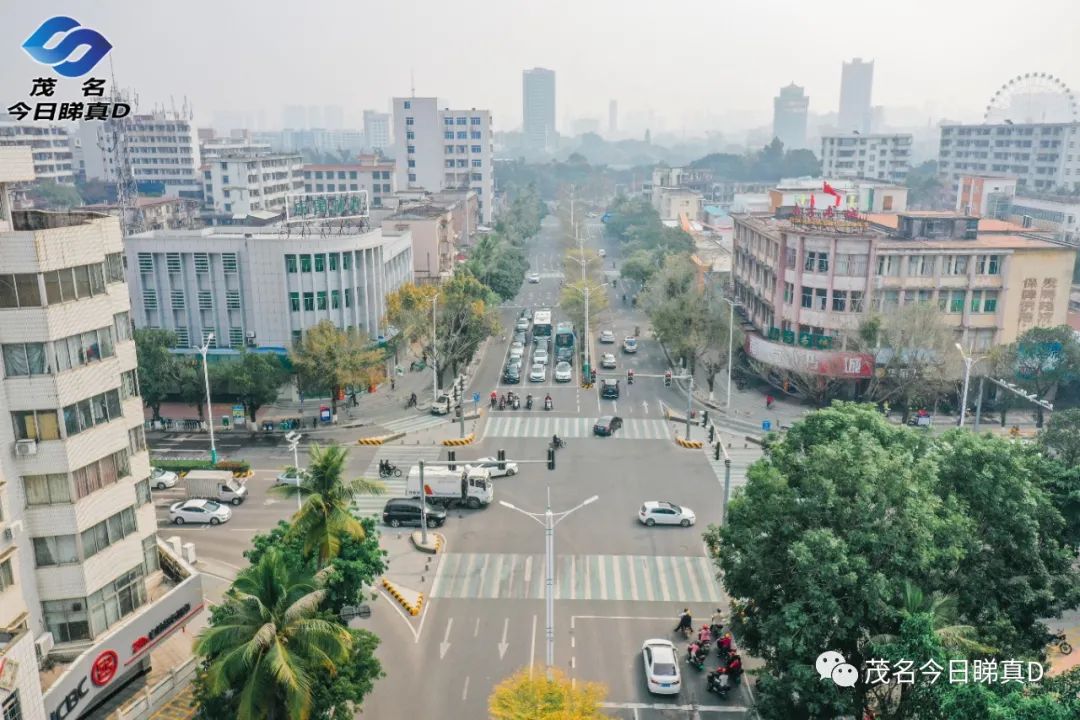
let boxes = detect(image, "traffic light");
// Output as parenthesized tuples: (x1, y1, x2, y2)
(547, 446, 555, 471)
(447, 450, 456, 471)
(627, 369, 634, 384)
(708, 425, 715, 444)
(714, 441, 721, 460)
(497, 449, 506, 471)
(702, 410, 709, 427)
(664, 370, 672, 387)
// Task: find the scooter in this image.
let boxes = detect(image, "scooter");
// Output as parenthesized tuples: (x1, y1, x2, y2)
(512, 396, 521, 410)
(543, 397, 553, 411)
(525, 394, 533, 410)
(552, 436, 566, 450)
(498, 397, 506, 411)
(706, 668, 731, 698)
(687, 642, 708, 671)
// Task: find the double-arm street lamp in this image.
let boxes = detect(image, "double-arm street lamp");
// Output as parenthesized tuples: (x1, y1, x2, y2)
(955, 343, 987, 428)
(198, 333, 218, 464)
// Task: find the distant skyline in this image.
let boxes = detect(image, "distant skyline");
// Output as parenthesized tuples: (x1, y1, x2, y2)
(2, 0, 1077, 136)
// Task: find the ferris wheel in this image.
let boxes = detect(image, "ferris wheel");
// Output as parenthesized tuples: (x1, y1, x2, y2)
(983, 72, 1077, 123)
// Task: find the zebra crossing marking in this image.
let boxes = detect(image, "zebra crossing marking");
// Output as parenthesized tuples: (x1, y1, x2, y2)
(354, 445, 443, 516)
(379, 414, 449, 433)
(484, 416, 671, 440)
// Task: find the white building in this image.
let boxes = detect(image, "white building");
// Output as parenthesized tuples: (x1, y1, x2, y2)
(0, 124, 75, 184)
(392, 98, 494, 223)
(123, 225, 413, 349)
(773, 83, 809, 150)
(363, 111, 391, 152)
(820, 133, 913, 183)
(202, 149, 305, 222)
(838, 58, 874, 133)
(938, 122, 1080, 194)
(523, 68, 556, 152)
(1003, 195, 1080, 245)
(303, 156, 395, 209)
(0, 146, 202, 720)
(77, 110, 203, 199)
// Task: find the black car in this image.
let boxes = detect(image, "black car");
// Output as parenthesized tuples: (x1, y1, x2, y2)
(503, 365, 521, 384)
(382, 498, 447, 528)
(593, 415, 623, 436)
(600, 378, 620, 399)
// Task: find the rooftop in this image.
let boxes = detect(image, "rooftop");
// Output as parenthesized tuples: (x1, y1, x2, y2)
(876, 234, 1067, 251)
(866, 212, 1031, 233)
(387, 204, 450, 220)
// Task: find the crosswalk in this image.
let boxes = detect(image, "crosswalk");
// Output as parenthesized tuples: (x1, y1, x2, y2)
(705, 444, 761, 492)
(377, 413, 451, 434)
(485, 415, 671, 440)
(431, 552, 723, 603)
(354, 446, 444, 517)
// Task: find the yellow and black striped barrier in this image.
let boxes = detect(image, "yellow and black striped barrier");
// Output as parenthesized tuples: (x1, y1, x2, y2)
(357, 435, 391, 446)
(382, 578, 424, 616)
(675, 437, 704, 449)
(442, 433, 475, 447)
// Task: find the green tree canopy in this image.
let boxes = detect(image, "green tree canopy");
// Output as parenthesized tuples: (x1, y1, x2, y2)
(134, 328, 179, 421)
(290, 321, 384, 415)
(221, 351, 288, 421)
(1003, 325, 1080, 426)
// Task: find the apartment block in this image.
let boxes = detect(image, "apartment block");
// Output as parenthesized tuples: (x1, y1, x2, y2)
(201, 146, 304, 223)
(820, 133, 913, 183)
(0, 124, 75, 184)
(303, 155, 396, 209)
(938, 122, 1080, 195)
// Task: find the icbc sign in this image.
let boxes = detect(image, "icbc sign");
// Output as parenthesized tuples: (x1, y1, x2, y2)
(90, 650, 118, 686)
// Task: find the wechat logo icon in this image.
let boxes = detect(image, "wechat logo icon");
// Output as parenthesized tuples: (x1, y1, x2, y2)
(816, 650, 858, 688)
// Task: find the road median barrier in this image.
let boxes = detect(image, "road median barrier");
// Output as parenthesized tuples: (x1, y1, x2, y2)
(357, 431, 404, 446)
(442, 433, 475, 447)
(382, 578, 424, 616)
(675, 437, 704, 449)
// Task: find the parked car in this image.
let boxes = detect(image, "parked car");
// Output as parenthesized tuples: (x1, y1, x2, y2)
(529, 363, 546, 383)
(642, 639, 681, 694)
(510, 340, 525, 353)
(600, 352, 617, 369)
(622, 336, 638, 353)
(593, 415, 623, 436)
(638, 501, 696, 527)
(599, 329, 616, 344)
(275, 467, 308, 487)
(554, 361, 573, 383)
(466, 456, 519, 478)
(534, 348, 549, 365)
(168, 499, 232, 526)
(527, 272, 541, 283)
(150, 467, 178, 490)
(382, 497, 447, 528)
(600, 378, 620, 399)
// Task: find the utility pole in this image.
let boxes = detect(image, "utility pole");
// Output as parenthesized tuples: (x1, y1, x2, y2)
(685, 372, 694, 440)
(431, 296, 438, 402)
(199, 333, 218, 464)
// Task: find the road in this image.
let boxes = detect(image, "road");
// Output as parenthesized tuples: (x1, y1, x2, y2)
(362, 214, 756, 718)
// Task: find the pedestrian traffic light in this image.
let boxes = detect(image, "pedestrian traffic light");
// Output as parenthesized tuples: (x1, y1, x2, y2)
(547, 447, 555, 471)
(447, 450, 456, 471)
(714, 441, 721, 460)
(497, 449, 506, 471)
(664, 370, 672, 387)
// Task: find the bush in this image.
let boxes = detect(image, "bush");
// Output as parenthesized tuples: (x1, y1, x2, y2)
(151, 458, 251, 475)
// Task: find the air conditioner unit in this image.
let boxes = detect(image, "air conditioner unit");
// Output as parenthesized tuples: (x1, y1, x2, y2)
(245, 331, 256, 339)
(14, 439, 37, 457)
(34, 633, 54, 662)
(70, 602, 83, 612)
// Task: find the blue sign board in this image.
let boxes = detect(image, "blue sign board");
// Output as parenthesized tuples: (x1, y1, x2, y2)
(762, 420, 771, 432)
(472, 392, 480, 404)
(320, 405, 331, 422)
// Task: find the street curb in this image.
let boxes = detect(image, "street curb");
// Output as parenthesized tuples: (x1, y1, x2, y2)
(357, 432, 405, 446)
(442, 433, 475, 447)
(381, 578, 424, 616)
(675, 437, 704, 449)
(410, 530, 444, 554)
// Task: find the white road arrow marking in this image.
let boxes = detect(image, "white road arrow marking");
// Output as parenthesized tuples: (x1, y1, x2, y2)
(440, 618, 453, 659)
(498, 618, 509, 659)
(642, 400, 649, 414)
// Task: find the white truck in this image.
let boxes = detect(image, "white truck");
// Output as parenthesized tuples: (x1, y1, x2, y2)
(184, 469, 248, 505)
(405, 465, 492, 509)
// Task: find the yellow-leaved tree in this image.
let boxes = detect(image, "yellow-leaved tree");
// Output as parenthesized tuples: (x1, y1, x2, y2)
(488, 668, 607, 720)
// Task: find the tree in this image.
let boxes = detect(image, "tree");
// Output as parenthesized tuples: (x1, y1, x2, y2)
(290, 321, 385, 417)
(619, 249, 655, 287)
(488, 668, 607, 720)
(559, 278, 610, 341)
(905, 160, 945, 209)
(26, 182, 83, 210)
(194, 550, 353, 720)
(1039, 407, 1080, 466)
(271, 444, 384, 564)
(223, 351, 288, 422)
(1004, 325, 1080, 427)
(134, 328, 179, 421)
(466, 231, 528, 300)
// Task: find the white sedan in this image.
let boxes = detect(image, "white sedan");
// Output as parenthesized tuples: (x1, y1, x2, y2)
(600, 353, 617, 369)
(529, 363, 546, 383)
(275, 468, 308, 487)
(527, 272, 541, 283)
(533, 348, 549, 365)
(642, 639, 681, 694)
(466, 456, 519, 478)
(599, 329, 616, 344)
(168, 499, 232, 526)
(150, 467, 178, 490)
(554, 361, 573, 383)
(638, 501, 696, 527)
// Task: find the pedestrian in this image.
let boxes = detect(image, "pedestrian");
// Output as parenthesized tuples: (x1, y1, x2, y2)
(391, 377, 396, 391)
(312, 416, 318, 429)
(675, 608, 693, 635)
(766, 394, 774, 410)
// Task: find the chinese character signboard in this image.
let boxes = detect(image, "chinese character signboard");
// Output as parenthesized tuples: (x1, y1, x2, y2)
(285, 191, 369, 224)
(746, 334, 872, 379)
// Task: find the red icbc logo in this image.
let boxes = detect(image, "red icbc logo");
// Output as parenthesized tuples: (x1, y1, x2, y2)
(90, 650, 118, 687)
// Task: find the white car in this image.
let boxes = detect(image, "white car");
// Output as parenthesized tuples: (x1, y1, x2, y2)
(642, 639, 681, 694)
(527, 272, 541, 283)
(554, 361, 573, 383)
(638, 501, 696, 527)
(598, 248, 607, 258)
(623, 336, 638, 353)
(169, 499, 232, 526)
(275, 468, 307, 487)
(600, 352, 617, 369)
(509, 346, 524, 363)
(529, 363, 546, 383)
(467, 456, 519, 478)
(510, 340, 525, 353)
(534, 348, 549, 365)
(515, 318, 530, 332)
(150, 467, 178, 490)
(599, 329, 616, 344)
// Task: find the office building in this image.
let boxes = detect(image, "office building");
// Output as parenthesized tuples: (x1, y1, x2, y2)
(820, 133, 913, 182)
(838, 58, 874, 133)
(392, 97, 494, 223)
(938, 122, 1080, 194)
(303, 155, 396, 208)
(0, 146, 203, 720)
(522, 68, 557, 152)
(201, 145, 305, 223)
(363, 111, 391, 152)
(124, 224, 412, 349)
(772, 83, 809, 150)
(0, 123, 75, 184)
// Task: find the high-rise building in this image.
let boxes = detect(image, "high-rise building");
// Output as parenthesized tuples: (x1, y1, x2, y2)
(0, 145, 203, 720)
(201, 144, 305, 222)
(522, 68, 556, 152)
(0, 123, 76, 184)
(392, 97, 494, 223)
(838, 58, 874, 133)
(820, 133, 913, 183)
(609, 100, 618, 136)
(772, 83, 809, 150)
(938, 122, 1080, 194)
(363, 111, 391, 152)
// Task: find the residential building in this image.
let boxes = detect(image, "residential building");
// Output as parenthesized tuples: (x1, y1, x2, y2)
(77, 110, 203, 199)
(392, 98, 494, 223)
(765, 177, 908, 214)
(772, 83, 809, 150)
(523, 68, 557, 152)
(955, 174, 1018, 216)
(657, 189, 702, 222)
(1002, 194, 1080, 246)
(363, 111, 391, 152)
(937, 122, 1080, 194)
(731, 206, 1075, 382)
(202, 147, 305, 223)
(0, 146, 203, 720)
(838, 58, 874, 133)
(303, 155, 396, 209)
(82, 196, 201, 232)
(0, 123, 75, 184)
(123, 225, 413, 349)
(820, 133, 913, 183)
(382, 205, 455, 283)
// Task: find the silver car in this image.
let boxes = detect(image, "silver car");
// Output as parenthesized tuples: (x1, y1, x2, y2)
(534, 348, 549, 365)
(529, 363, 546, 382)
(554, 361, 572, 382)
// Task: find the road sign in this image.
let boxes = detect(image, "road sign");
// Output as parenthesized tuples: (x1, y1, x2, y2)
(320, 405, 331, 422)
(762, 420, 771, 432)
(472, 391, 480, 404)
(232, 404, 245, 427)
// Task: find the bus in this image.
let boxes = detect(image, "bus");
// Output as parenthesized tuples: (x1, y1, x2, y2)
(555, 321, 575, 364)
(532, 309, 553, 339)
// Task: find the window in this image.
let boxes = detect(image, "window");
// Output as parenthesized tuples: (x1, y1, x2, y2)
(850, 291, 864, 312)
(314, 254, 325, 272)
(0, 274, 41, 308)
(331, 290, 340, 309)
(879, 290, 900, 311)
(166, 253, 181, 273)
(801, 286, 813, 308)
(12, 410, 60, 441)
(814, 288, 827, 310)
(24, 473, 72, 505)
(81, 507, 137, 559)
(471, 145, 481, 153)
(445, 145, 454, 154)
(471, 173, 482, 181)
(135, 478, 151, 506)
(408, 173, 416, 182)
(444, 131, 454, 140)
(198, 291, 213, 310)
(229, 327, 244, 348)
(33, 535, 78, 567)
(456, 145, 467, 154)
(143, 289, 158, 311)
(105, 253, 125, 283)
(62, 389, 122, 437)
(174, 327, 189, 348)
(289, 292, 300, 312)
(52, 326, 116, 372)
(408, 160, 415, 168)
(329, 253, 338, 271)
(407, 145, 416, 154)
(876, 255, 899, 276)
(291, 330, 303, 346)
(129, 426, 146, 455)
(193, 253, 210, 274)
(285, 255, 297, 273)
(73, 449, 129, 499)
(785, 248, 797, 269)
(471, 131, 481, 140)
(406, 116, 414, 126)
(832, 290, 848, 312)
(300, 255, 312, 272)
(222, 253, 238, 274)
(943, 289, 966, 313)
(445, 160, 455, 169)
(783, 282, 793, 304)
(316, 291, 327, 310)
(983, 290, 998, 313)
(472, 159, 482, 168)
(143, 534, 160, 574)
(2, 343, 47, 377)
(342, 253, 352, 270)
(326, 184, 335, 192)
(976, 254, 1002, 275)
(804, 251, 828, 273)
(137, 253, 154, 273)
(303, 292, 314, 311)
(0, 559, 13, 592)
(344, 287, 352, 307)
(403, 100, 411, 109)
(120, 369, 139, 399)
(944, 255, 969, 275)
(456, 117, 467, 125)
(226, 290, 241, 309)
(382, 184, 391, 192)
(907, 255, 935, 276)
(43, 597, 90, 642)
(86, 564, 147, 637)
(169, 289, 186, 311)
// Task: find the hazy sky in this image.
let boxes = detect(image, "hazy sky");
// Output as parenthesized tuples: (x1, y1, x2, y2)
(3, 0, 1077, 135)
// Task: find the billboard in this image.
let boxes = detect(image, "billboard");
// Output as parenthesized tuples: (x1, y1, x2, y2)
(746, 334, 872, 378)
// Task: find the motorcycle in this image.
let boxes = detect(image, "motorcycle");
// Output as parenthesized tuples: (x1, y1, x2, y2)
(379, 462, 402, 479)
(498, 398, 506, 411)
(525, 395, 533, 410)
(552, 436, 566, 450)
(543, 396, 553, 411)
(687, 642, 708, 671)
(706, 668, 732, 698)
(1049, 631, 1074, 655)
(512, 395, 521, 410)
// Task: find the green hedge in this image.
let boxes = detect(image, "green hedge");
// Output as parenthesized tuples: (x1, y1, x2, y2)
(152, 458, 251, 474)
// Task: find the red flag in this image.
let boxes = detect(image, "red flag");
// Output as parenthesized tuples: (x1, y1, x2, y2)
(809, 193, 816, 210)
(823, 181, 842, 206)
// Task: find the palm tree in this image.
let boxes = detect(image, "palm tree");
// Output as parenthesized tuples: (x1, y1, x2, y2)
(872, 581, 996, 655)
(195, 550, 352, 720)
(271, 443, 384, 563)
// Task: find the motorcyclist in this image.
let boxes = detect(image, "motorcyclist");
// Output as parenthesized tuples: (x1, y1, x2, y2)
(726, 653, 743, 683)
(552, 434, 563, 449)
(544, 393, 553, 410)
(490, 390, 497, 408)
(675, 609, 693, 636)
(717, 631, 733, 659)
(526, 394, 533, 409)
(710, 608, 725, 636)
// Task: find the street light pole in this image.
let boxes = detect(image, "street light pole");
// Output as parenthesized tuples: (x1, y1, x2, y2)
(955, 343, 984, 429)
(285, 431, 303, 514)
(199, 333, 218, 464)
(499, 489, 598, 680)
(431, 296, 438, 402)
